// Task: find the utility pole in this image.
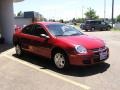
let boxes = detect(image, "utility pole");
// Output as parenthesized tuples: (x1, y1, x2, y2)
(104, 0, 106, 21)
(112, 0, 114, 28)
(81, 6, 84, 23)
(82, 6, 84, 19)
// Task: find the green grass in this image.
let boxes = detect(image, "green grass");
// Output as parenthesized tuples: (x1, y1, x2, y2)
(111, 28, 120, 31)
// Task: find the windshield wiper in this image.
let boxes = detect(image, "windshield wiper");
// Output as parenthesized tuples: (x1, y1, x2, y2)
(56, 35, 70, 36)
(70, 33, 80, 36)
(56, 35, 63, 36)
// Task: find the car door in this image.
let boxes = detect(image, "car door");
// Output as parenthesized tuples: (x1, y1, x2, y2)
(20, 24, 34, 52)
(93, 21, 101, 30)
(101, 22, 106, 29)
(30, 24, 53, 58)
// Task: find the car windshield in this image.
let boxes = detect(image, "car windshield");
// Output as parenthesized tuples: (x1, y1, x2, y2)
(46, 24, 83, 36)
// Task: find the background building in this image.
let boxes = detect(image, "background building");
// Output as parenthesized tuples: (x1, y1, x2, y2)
(24, 11, 44, 22)
(14, 11, 44, 28)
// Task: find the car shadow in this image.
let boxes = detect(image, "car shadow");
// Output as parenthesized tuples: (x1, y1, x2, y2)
(12, 52, 110, 77)
(0, 44, 13, 54)
(83, 30, 110, 32)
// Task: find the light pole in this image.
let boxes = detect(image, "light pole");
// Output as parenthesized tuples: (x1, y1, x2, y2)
(82, 6, 84, 19)
(81, 6, 84, 23)
(104, 0, 106, 21)
(112, 0, 114, 28)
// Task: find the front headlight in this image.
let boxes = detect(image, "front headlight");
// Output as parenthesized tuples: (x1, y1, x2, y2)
(75, 45, 87, 54)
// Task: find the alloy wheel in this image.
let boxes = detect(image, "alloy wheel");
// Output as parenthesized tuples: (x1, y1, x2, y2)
(54, 53, 66, 69)
(15, 45, 22, 56)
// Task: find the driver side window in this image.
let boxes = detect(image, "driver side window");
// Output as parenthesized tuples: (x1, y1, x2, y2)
(22, 25, 33, 35)
(32, 25, 48, 37)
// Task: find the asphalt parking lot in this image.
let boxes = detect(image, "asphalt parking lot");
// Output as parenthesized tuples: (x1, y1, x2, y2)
(0, 31, 120, 90)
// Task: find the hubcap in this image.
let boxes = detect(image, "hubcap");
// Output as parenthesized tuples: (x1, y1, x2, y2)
(16, 45, 21, 55)
(92, 28, 95, 31)
(108, 27, 110, 30)
(54, 53, 65, 69)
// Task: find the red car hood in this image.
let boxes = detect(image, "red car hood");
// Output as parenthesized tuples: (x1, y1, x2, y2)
(57, 35, 105, 49)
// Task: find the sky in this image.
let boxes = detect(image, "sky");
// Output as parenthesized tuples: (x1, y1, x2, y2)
(14, 0, 120, 20)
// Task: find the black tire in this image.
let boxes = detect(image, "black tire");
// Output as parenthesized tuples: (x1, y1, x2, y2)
(15, 44, 23, 56)
(100, 28, 105, 31)
(85, 29, 88, 32)
(53, 51, 69, 70)
(107, 26, 111, 31)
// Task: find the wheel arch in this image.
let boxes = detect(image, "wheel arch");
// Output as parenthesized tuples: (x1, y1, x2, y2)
(51, 47, 69, 59)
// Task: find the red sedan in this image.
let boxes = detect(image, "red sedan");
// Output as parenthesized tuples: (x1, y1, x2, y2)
(13, 22, 109, 69)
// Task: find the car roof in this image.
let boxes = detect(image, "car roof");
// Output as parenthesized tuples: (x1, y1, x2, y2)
(33, 22, 62, 26)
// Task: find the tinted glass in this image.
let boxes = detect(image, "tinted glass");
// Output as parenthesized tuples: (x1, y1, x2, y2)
(86, 21, 101, 24)
(86, 21, 102, 24)
(22, 25, 33, 35)
(32, 25, 48, 37)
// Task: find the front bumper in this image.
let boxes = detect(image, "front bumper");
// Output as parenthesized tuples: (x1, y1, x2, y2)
(69, 47, 109, 66)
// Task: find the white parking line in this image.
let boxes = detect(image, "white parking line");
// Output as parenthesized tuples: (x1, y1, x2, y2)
(1, 54, 91, 90)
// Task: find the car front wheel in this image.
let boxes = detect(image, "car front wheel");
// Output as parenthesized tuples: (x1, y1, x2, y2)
(53, 52, 69, 69)
(85, 29, 88, 32)
(15, 44, 22, 56)
(107, 27, 111, 31)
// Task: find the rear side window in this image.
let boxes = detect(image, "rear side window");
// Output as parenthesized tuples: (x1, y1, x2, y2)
(86, 21, 101, 24)
(90, 21, 96, 24)
(86, 21, 90, 24)
(22, 25, 33, 35)
(95, 21, 101, 24)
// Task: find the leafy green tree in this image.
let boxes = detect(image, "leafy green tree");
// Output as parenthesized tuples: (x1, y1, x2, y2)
(59, 19, 64, 23)
(85, 8, 99, 20)
(117, 15, 120, 22)
(17, 11, 23, 16)
(76, 18, 85, 23)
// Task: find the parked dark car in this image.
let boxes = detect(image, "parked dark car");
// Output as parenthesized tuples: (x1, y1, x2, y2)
(80, 20, 112, 31)
(13, 22, 109, 69)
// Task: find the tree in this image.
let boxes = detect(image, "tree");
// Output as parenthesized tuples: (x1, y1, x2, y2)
(17, 11, 23, 16)
(85, 8, 99, 20)
(49, 19, 56, 22)
(38, 14, 45, 21)
(117, 15, 120, 22)
(59, 19, 64, 23)
(76, 18, 85, 23)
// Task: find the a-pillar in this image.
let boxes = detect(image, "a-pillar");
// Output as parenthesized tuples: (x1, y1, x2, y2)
(0, 0, 14, 44)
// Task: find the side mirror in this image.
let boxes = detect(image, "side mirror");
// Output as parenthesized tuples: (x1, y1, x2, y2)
(40, 34, 50, 39)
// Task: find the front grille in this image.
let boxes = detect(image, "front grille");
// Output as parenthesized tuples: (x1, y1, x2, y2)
(91, 46, 108, 63)
(92, 46, 106, 52)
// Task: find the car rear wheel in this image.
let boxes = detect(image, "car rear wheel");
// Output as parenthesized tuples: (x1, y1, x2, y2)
(53, 52, 69, 70)
(85, 29, 88, 32)
(15, 44, 22, 56)
(91, 27, 95, 31)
